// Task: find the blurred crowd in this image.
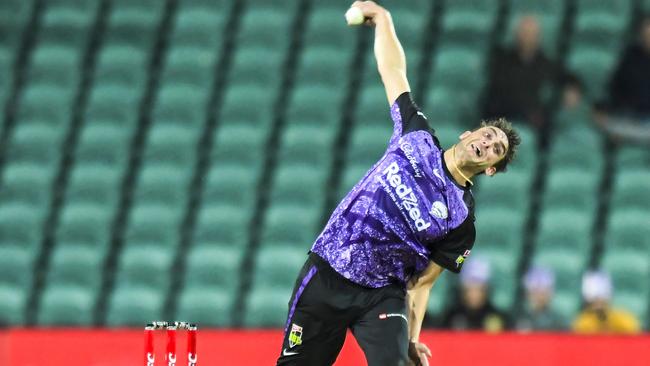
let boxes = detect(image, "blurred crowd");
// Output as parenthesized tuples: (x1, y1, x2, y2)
(426, 257, 641, 334)
(482, 15, 650, 143)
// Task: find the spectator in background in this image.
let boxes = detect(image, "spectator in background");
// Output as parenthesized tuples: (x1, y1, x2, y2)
(482, 16, 579, 129)
(594, 18, 650, 143)
(573, 271, 641, 334)
(440, 257, 509, 332)
(516, 266, 567, 331)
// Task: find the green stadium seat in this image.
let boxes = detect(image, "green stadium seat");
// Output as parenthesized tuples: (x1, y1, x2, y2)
(440, 0, 496, 51)
(184, 245, 243, 291)
(615, 145, 650, 169)
(346, 126, 391, 163)
(338, 163, 371, 199)
(261, 204, 321, 248)
(354, 85, 392, 127)
(0, 164, 54, 209)
(536, 208, 593, 257)
(541, 169, 599, 211)
(94, 45, 148, 89)
(65, 165, 122, 207)
(106, 285, 165, 326)
(75, 124, 132, 166)
(84, 83, 140, 125)
(236, 7, 295, 51)
(474, 169, 532, 212)
(610, 170, 650, 210)
(572, 12, 628, 51)
(431, 47, 484, 92)
(604, 209, 650, 252)
(0, 284, 28, 325)
(142, 125, 198, 166)
(431, 125, 463, 148)
(211, 124, 268, 166)
(176, 287, 234, 327)
(115, 245, 174, 293)
(162, 47, 217, 88)
(243, 287, 291, 327)
(547, 126, 604, 173)
(47, 245, 104, 288)
(152, 84, 207, 128)
(37, 285, 95, 326)
(40, 0, 98, 47)
(472, 251, 518, 309)
(124, 204, 181, 250)
(55, 203, 112, 251)
(602, 252, 649, 323)
(0, 203, 42, 251)
(219, 83, 275, 129)
(105, 2, 164, 48)
(532, 251, 585, 318)
(133, 164, 191, 208)
(425, 85, 476, 127)
(286, 85, 343, 128)
(27, 45, 81, 88)
(192, 204, 249, 248)
(229, 47, 284, 88)
(270, 166, 328, 206)
(474, 207, 525, 256)
(17, 84, 73, 126)
(567, 46, 618, 99)
(298, 47, 351, 88)
(243, 245, 307, 327)
(203, 164, 260, 209)
(277, 125, 336, 166)
(0, 246, 35, 289)
(8, 123, 64, 165)
(0, 0, 33, 50)
(171, 6, 225, 50)
(303, 7, 356, 50)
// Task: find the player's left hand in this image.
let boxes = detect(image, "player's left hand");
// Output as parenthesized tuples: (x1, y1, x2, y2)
(408, 341, 432, 366)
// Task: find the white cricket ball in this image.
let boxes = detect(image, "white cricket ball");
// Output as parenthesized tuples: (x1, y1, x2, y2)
(345, 7, 365, 26)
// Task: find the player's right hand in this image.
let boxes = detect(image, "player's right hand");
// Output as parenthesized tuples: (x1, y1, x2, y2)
(350, 1, 386, 25)
(408, 341, 432, 366)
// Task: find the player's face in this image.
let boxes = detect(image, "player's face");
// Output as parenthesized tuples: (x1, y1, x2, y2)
(457, 126, 509, 175)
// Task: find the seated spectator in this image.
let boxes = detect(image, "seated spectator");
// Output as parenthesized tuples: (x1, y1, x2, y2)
(594, 18, 650, 143)
(572, 271, 641, 334)
(440, 257, 509, 332)
(515, 266, 567, 331)
(482, 16, 579, 129)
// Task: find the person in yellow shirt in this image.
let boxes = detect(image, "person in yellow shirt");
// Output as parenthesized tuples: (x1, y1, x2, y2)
(573, 270, 641, 334)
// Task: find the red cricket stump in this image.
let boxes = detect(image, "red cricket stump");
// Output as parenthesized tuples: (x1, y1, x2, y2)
(187, 325, 197, 366)
(145, 325, 155, 366)
(145, 321, 197, 366)
(166, 326, 177, 366)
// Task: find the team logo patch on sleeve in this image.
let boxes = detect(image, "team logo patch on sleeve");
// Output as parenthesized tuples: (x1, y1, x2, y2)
(455, 250, 471, 268)
(288, 324, 303, 348)
(429, 201, 448, 219)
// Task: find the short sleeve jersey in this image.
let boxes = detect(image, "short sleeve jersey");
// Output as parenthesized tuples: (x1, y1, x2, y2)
(310, 92, 476, 288)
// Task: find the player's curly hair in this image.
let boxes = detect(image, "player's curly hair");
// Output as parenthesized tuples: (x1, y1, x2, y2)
(480, 118, 521, 173)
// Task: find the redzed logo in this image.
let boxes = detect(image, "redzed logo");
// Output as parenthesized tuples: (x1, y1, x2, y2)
(147, 353, 154, 366)
(188, 353, 197, 366)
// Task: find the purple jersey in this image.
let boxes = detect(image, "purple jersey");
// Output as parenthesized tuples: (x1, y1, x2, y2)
(311, 92, 476, 288)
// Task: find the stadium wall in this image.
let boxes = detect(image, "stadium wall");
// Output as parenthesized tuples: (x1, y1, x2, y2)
(0, 329, 648, 365)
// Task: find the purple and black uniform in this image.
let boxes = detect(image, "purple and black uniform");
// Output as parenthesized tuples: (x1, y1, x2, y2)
(278, 93, 476, 366)
(312, 91, 475, 287)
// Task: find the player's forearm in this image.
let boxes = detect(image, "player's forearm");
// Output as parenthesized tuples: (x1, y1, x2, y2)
(406, 285, 432, 341)
(373, 11, 406, 76)
(406, 262, 444, 341)
(372, 10, 410, 103)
